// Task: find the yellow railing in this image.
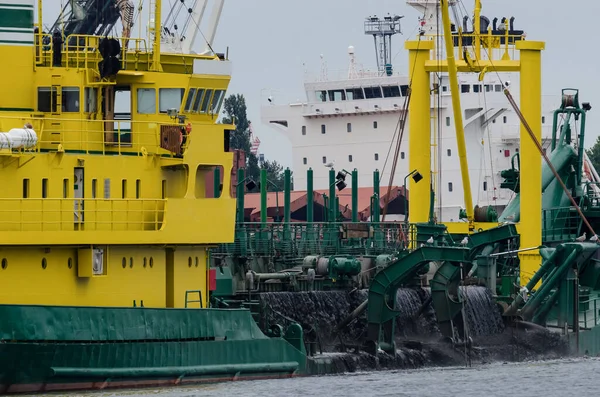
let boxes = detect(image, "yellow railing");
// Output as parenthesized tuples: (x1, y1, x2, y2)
(35, 33, 151, 71)
(1, 114, 186, 156)
(0, 198, 166, 232)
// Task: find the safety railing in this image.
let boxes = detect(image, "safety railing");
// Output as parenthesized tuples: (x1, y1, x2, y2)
(0, 198, 165, 232)
(583, 182, 600, 211)
(0, 114, 187, 156)
(542, 207, 580, 243)
(580, 295, 600, 330)
(35, 33, 151, 70)
(212, 222, 419, 257)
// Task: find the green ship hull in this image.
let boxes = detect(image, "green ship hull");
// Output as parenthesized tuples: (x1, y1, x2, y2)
(0, 305, 310, 394)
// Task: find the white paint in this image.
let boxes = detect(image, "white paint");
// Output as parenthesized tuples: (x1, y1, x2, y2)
(193, 59, 232, 76)
(0, 127, 37, 149)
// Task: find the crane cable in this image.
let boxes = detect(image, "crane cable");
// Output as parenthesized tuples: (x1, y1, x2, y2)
(503, 89, 597, 237)
(381, 90, 411, 221)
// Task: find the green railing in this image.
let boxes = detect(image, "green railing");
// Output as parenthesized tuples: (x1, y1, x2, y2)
(580, 295, 600, 330)
(212, 222, 418, 258)
(583, 182, 600, 211)
(542, 207, 580, 243)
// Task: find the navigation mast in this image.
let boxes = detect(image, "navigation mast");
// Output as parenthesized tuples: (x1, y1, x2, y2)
(364, 14, 403, 76)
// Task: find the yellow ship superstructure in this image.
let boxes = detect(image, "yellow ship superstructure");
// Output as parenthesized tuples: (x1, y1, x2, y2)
(0, 0, 235, 309)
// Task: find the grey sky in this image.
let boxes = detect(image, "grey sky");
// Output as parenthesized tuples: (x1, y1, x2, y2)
(43, 1, 600, 169)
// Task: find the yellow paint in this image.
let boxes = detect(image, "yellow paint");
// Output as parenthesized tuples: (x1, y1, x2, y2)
(440, 0, 474, 229)
(516, 40, 545, 286)
(414, 3, 545, 283)
(0, 11, 234, 308)
(445, 221, 514, 235)
(406, 40, 434, 224)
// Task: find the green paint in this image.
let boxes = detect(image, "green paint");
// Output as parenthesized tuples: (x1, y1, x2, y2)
(0, 3, 34, 9)
(0, 107, 34, 112)
(0, 304, 312, 389)
(0, 8, 33, 30)
(0, 39, 32, 45)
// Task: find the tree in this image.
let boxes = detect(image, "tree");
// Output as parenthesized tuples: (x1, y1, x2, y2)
(586, 136, 600, 173)
(220, 94, 291, 191)
(221, 94, 259, 182)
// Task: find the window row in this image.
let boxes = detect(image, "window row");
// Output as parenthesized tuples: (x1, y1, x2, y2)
(447, 181, 491, 192)
(302, 152, 407, 165)
(316, 85, 409, 102)
(21, 178, 161, 199)
(446, 115, 546, 126)
(36, 86, 226, 116)
(302, 121, 378, 135)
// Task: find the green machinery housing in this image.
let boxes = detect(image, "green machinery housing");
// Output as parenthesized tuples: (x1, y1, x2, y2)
(209, 89, 600, 356)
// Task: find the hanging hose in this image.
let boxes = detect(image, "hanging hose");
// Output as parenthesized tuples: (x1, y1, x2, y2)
(503, 89, 597, 237)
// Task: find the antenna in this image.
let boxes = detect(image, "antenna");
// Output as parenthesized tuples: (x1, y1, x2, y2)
(347, 46, 358, 79)
(364, 14, 403, 76)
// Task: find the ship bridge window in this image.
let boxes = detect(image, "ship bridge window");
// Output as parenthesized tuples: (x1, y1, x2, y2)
(192, 89, 205, 112)
(400, 85, 409, 96)
(485, 84, 492, 92)
(328, 90, 346, 101)
(84, 87, 98, 113)
(137, 88, 156, 114)
(211, 90, 226, 114)
(364, 87, 382, 99)
(473, 85, 481, 93)
(200, 89, 214, 114)
(345, 88, 364, 100)
(382, 86, 401, 98)
(62, 87, 80, 112)
(184, 88, 197, 112)
(317, 90, 327, 102)
(461, 85, 470, 93)
(37, 87, 57, 113)
(159, 88, 184, 113)
(495, 84, 502, 92)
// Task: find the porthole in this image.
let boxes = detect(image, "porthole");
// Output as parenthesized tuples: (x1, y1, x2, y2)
(188, 257, 192, 267)
(68, 258, 73, 269)
(143, 257, 147, 268)
(42, 258, 47, 269)
(129, 257, 134, 268)
(149, 257, 154, 268)
(1, 258, 7, 270)
(122, 257, 127, 269)
(195, 257, 199, 267)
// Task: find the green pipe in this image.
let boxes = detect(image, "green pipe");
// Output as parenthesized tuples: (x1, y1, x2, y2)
(284, 168, 291, 224)
(532, 288, 561, 325)
(50, 362, 300, 378)
(352, 169, 358, 222)
(335, 196, 339, 222)
(373, 169, 380, 223)
(329, 169, 336, 223)
(521, 248, 579, 320)
(213, 167, 221, 198)
(260, 168, 267, 225)
(254, 272, 298, 281)
(504, 247, 561, 316)
(307, 168, 314, 223)
(551, 109, 562, 151)
(236, 168, 245, 224)
(577, 111, 587, 186)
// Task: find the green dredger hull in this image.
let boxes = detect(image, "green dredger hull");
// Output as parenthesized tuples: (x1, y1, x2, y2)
(0, 305, 313, 394)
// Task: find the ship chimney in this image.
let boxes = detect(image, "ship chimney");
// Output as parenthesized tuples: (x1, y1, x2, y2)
(0, 0, 35, 110)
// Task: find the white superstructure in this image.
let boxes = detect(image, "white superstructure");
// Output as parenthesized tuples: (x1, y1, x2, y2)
(261, 2, 559, 222)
